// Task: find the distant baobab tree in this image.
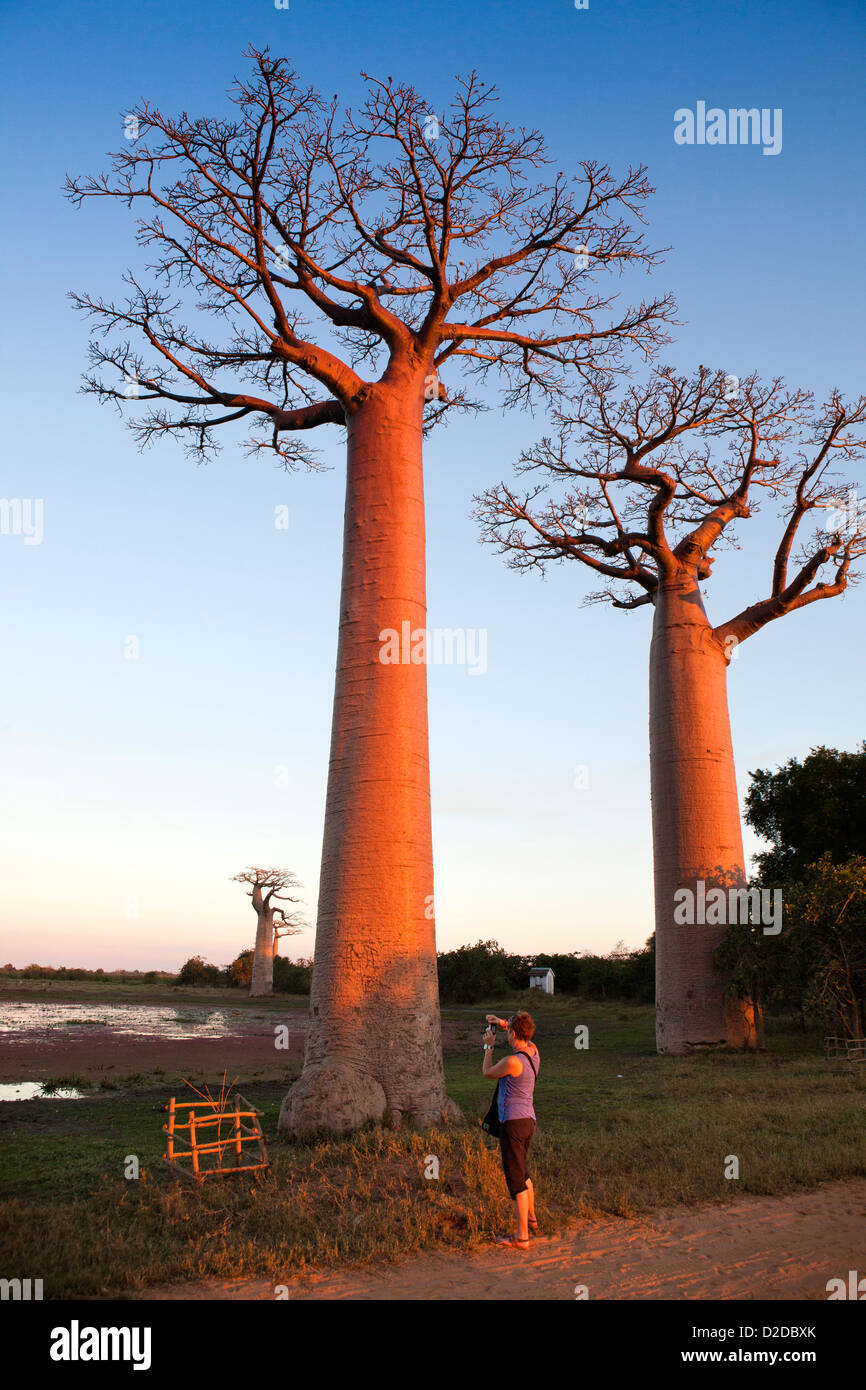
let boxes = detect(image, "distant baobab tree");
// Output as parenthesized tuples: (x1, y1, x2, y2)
(476, 366, 866, 1054)
(66, 48, 674, 1134)
(231, 866, 305, 997)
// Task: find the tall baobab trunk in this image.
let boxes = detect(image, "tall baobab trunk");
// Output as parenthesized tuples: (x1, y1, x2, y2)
(250, 906, 276, 998)
(649, 575, 761, 1053)
(279, 371, 460, 1137)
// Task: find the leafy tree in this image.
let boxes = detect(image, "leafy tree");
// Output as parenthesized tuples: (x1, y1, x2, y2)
(502, 951, 537, 991)
(614, 936, 655, 1003)
(227, 949, 255, 988)
(785, 856, 866, 1040)
(719, 856, 866, 1041)
(175, 955, 225, 987)
(745, 744, 866, 883)
(273, 955, 313, 995)
(437, 940, 508, 1004)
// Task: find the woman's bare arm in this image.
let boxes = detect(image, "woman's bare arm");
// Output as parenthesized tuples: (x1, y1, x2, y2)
(483, 1055, 521, 1079)
(481, 1030, 521, 1079)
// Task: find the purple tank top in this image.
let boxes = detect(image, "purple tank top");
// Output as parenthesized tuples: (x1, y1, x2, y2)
(498, 1046, 539, 1122)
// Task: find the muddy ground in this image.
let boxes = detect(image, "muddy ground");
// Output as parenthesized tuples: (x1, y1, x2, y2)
(0, 982, 471, 1084)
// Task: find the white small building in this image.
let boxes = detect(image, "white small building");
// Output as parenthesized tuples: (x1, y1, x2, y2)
(529, 967, 554, 995)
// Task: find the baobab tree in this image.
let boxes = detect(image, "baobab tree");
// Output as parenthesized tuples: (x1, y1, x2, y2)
(231, 866, 305, 997)
(66, 48, 674, 1133)
(476, 366, 866, 1054)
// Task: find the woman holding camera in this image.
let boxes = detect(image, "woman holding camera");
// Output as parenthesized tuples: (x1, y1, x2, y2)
(481, 1010, 539, 1251)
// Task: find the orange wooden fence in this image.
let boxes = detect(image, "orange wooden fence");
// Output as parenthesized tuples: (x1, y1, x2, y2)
(163, 1094, 269, 1181)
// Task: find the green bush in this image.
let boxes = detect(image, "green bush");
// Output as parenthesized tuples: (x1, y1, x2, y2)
(273, 955, 312, 994)
(174, 955, 226, 987)
(0, 964, 175, 983)
(437, 940, 509, 1004)
(226, 949, 255, 988)
(224, 950, 311, 993)
(437, 937, 654, 1004)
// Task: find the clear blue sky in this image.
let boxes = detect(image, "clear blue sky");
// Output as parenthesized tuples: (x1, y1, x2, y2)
(1, 0, 863, 970)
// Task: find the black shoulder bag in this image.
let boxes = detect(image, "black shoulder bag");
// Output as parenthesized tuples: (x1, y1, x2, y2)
(480, 1047, 537, 1138)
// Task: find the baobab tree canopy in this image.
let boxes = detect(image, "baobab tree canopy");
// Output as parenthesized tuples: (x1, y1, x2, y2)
(65, 47, 674, 447)
(66, 48, 676, 1135)
(232, 865, 303, 904)
(476, 368, 866, 629)
(477, 367, 866, 1056)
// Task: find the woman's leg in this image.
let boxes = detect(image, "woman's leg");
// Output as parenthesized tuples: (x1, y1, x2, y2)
(513, 1122, 534, 1240)
(514, 1188, 530, 1241)
(499, 1122, 531, 1247)
(525, 1176, 537, 1224)
(524, 1123, 537, 1227)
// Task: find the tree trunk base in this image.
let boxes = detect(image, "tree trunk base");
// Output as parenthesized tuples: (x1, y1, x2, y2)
(657, 995, 764, 1053)
(277, 1061, 463, 1139)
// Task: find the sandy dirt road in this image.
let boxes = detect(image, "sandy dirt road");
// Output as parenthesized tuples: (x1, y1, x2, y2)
(137, 1178, 866, 1301)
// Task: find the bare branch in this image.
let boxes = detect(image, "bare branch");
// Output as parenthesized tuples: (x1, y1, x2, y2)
(477, 370, 866, 623)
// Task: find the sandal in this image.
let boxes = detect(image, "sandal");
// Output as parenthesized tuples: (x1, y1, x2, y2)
(528, 1217, 539, 1231)
(497, 1234, 530, 1250)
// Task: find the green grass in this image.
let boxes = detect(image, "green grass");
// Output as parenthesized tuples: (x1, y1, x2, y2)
(0, 995, 864, 1298)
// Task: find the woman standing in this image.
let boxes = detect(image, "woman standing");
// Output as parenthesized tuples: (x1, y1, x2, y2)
(481, 1010, 540, 1251)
